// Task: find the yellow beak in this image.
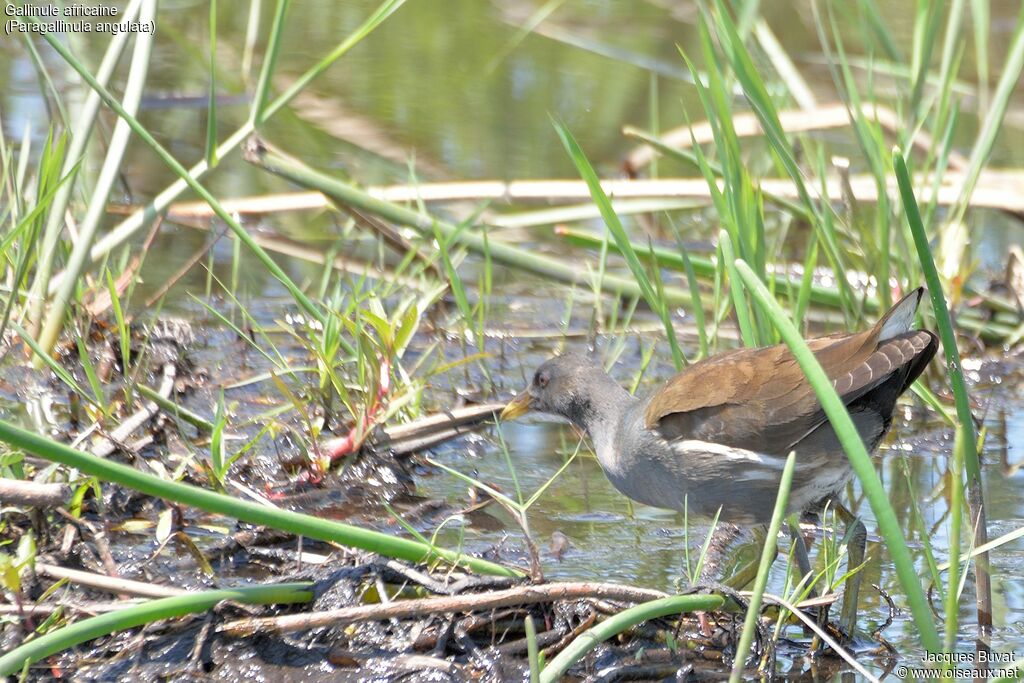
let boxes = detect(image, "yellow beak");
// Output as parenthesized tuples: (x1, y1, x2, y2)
(500, 392, 532, 420)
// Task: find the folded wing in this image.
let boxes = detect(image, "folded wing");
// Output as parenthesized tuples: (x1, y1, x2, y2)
(645, 288, 938, 457)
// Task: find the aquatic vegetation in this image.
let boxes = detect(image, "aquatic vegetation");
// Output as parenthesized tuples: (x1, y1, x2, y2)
(1, 0, 1023, 679)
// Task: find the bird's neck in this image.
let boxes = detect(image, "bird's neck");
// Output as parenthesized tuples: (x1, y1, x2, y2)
(576, 372, 636, 454)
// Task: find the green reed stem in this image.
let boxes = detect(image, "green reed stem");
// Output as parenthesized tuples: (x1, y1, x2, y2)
(733, 259, 941, 653)
(35, 0, 156, 358)
(0, 583, 312, 676)
(539, 594, 724, 683)
(553, 118, 685, 369)
(32, 23, 324, 327)
(894, 150, 991, 636)
(243, 141, 692, 307)
(24, 0, 143, 335)
(46, 0, 405, 296)
(0, 419, 521, 578)
(729, 451, 795, 682)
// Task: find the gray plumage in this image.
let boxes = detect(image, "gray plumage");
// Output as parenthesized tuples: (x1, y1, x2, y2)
(507, 289, 937, 525)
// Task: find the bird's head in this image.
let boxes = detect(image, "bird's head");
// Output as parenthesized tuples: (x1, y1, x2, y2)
(500, 353, 601, 427)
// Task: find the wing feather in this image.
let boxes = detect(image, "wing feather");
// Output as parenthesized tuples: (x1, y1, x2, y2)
(645, 291, 935, 457)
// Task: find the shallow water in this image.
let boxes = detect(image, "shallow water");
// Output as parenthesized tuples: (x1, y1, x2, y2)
(2, 1, 1024, 679)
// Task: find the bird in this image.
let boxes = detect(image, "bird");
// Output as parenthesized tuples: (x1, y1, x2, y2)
(500, 288, 937, 634)
(500, 287, 937, 526)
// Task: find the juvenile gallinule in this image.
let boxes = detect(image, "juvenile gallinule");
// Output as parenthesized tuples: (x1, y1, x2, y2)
(501, 287, 937, 632)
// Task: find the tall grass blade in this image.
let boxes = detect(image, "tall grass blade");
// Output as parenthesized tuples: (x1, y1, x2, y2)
(52, 0, 406, 292)
(718, 230, 757, 347)
(893, 151, 991, 633)
(241, 0, 263, 79)
(205, 0, 219, 165)
(753, 19, 817, 110)
(32, 20, 325, 327)
(0, 152, 81, 343)
(251, 0, 290, 124)
(733, 259, 940, 653)
(970, 0, 990, 114)
(35, 0, 157, 358)
(24, 0, 144, 334)
(552, 118, 684, 369)
(702, 0, 855, 311)
(672, 229, 709, 358)
(0, 419, 521, 578)
(0, 583, 312, 676)
(858, 0, 905, 62)
(908, 0, 944, 123)
(948, 4, 1024, 227)
(729, 451, 796, 682)
(19, 32, 69, 127)
(538, 594, 725, 683)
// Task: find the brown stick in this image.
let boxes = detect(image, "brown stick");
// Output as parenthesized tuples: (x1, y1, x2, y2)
(36, 562, 187, 599)
(145, 222, 228, 307)
(85, 215, 164, 316)
(374, 403, 505, 455)
(90, 361, 176, 458)
(219, 581, 670, 637)
(344, 204, 444, 279)
(0, 478, 70, 508)
(52, 508, 120, 580)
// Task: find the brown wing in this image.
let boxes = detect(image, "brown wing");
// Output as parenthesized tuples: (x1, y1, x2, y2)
(645, 289, 935, 455)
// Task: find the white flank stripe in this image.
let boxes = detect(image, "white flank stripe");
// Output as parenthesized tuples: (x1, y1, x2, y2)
(672, 440, 786, 468)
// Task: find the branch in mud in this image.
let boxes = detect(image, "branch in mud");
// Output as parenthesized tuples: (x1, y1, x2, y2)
(219, 581, 673, 636)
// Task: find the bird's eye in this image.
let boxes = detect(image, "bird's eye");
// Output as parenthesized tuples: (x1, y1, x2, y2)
(535, 370, 549, 388)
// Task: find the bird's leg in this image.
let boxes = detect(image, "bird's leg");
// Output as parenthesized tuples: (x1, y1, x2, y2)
(722, 555, 763, 590)
(788, 513, 817, 596)
(718, 525, 771, 590)
(833, 501, 867, 637)
(692, 522, 745, 637)
(694, 522, 743, 583)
